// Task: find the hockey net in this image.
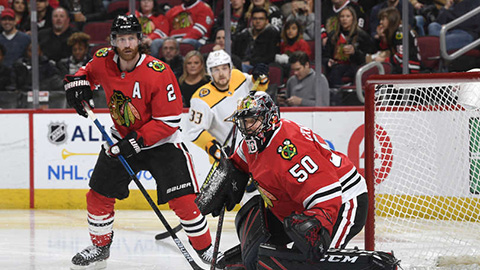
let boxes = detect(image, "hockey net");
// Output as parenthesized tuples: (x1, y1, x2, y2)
(364, 72, 480, 269)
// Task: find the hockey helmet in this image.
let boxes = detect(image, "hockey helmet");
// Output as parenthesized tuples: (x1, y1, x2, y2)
(110, 14, 143, 46)
(228, 92, 280, 139)
(206, 49, 233, 78)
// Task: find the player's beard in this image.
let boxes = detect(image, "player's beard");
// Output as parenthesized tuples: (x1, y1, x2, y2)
(117, 46, 140, 62)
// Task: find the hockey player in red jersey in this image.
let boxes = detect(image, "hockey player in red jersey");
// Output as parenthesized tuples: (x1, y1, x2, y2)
(197, 91, 368, 269)
(64, 14, 221, 269)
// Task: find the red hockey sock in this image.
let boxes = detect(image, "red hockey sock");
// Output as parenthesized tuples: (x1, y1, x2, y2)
(169, 194, 212, 251)
(86, 189, 116, 247)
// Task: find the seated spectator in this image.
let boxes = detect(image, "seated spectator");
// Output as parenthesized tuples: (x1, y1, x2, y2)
(373, 7, 421, 74)
(0, 8, 31, 68)
(212, 0, 247, 41)
(160, 37, 184, 78)
(245, 0, 283, 31)
(12, 44, 63, 91)
(0, 44, 11, 91)
(278, 51, 330, 106)
(59, 0, 106, 29)
(370, 0, 416, 39)
(12, 0, 30, 32)
(178, 50, 209, 107)
(150, 0, 214, 56)
(57, 32, 91, 77)
(323, 6, 375, 87)
(278, 19, 312, 60)
(34, 0, 54, 32)
(209, 28, 243, 69)
(285, 0, 315, 40)
(130, 0, 169, 48)
(428, 0, 480, 51)
(39, 7, 78, 63)
(232, 7, 280, 72)
(322, 0, 366, 40)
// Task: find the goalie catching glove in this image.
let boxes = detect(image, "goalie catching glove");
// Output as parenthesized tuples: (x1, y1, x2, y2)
(195, 154, 249, 217)
(283, 210, 332, 262)
(64, 75, 94, 118)
(105, 131, 144, 158)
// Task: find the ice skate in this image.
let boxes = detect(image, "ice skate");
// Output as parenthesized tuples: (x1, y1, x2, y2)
(196, 244, 225, 266)
(70, 242, 111, 270)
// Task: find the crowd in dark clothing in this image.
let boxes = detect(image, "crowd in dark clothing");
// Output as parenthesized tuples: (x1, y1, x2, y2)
(0, 0, 479, 107)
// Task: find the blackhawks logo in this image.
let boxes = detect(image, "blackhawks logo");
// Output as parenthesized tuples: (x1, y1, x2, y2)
(147, 60, 166, 72)
(257, 184, 277, 208)
(277, 139, 297, 160)
(95, 47, 110, 57)
(109, 90, 141, 127)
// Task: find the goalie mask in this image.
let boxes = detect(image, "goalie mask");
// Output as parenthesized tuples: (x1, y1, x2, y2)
(110, 14, 143, 47)
(227, 92, 280, 153)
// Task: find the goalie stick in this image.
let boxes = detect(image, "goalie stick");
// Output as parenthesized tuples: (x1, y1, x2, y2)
(82, 102, 204, 270)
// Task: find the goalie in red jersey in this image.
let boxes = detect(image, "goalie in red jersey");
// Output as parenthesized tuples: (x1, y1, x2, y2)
(64, 14, 221, 269)
(196, 92, 369, 269)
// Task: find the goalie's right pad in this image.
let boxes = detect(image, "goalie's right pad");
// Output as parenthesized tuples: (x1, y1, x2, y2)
(235, 195, 271, 270)
(194, 155, 249, 217)
(283, 210, 331, 262)
(257, 244, 401, 270)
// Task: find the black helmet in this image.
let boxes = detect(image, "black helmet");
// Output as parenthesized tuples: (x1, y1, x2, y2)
(110, 14, 142, 46)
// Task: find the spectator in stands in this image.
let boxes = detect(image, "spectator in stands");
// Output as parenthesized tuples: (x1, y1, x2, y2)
(35, 0, 54, 31)
(0, 44, 11, 91)
(373, 7, 421, 74)
(428, 0, 480, 51)
(207, 28, 243, 69)
(212, 0, 247, 41)
(370, 0, 416, 39)
(39, 7, 78, 63)
(278, 19, 312, 60)
(132, 0, 169, 48)
(245, 0, 283, 31)
(0, 0, 8, 12)
(278, 51, 330, 106)
(57, 32, 91, 77)
(160, 37, 184, 78)
(285, 0, 315, 41)
(178, 50, 209, 107)
(12, 0, 30, 32)
(322, 0, 366, 42)
(232, 7, 280, 72)
(59, 0, 106, 29)
(149, 0, 214, 57)
(324, 6, 375, 87)
(12, 44, 63, 91)
(0, 8, 30, 68)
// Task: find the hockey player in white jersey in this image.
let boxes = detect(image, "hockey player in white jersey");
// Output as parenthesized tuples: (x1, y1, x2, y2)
(185, 49, 269, 163)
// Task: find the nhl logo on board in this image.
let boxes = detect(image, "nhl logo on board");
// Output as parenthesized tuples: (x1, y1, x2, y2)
(48, 122, 67, 145)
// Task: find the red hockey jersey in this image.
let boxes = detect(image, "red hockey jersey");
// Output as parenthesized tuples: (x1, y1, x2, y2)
(75, 48, 183, 147)
(133, 10, 170, 40)
(166, 0, 214, 42)
(230, 119, 367, 234)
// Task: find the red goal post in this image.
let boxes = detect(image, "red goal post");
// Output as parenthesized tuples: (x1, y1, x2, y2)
(364, 72, 480, 268)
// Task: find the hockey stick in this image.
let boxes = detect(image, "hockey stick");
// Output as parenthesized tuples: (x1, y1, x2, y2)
(82, 102, 204, 270)
(154, 224, 182, 240)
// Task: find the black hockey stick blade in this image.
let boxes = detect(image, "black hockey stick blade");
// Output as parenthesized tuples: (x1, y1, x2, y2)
(155, 224, 183, 240)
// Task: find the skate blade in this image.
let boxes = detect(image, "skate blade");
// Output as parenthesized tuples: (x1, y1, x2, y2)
(70, 260, 107, 270)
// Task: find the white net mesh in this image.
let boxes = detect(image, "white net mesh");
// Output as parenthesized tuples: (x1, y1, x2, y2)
(370, 78, 480, 269)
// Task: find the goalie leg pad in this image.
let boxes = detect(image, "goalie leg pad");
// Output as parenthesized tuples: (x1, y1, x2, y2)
(235, 195, 271, 270)
(195, 156, 249, 216)
(258, 244, 401, 270)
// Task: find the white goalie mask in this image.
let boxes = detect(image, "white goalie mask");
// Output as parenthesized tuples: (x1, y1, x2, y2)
(206, 49, 233, 79)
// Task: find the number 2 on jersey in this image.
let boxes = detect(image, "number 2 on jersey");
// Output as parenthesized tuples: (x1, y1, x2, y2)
(166, 84, 176, 101)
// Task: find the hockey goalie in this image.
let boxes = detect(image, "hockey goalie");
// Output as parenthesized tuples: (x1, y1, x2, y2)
(195, 92, 400, 269)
